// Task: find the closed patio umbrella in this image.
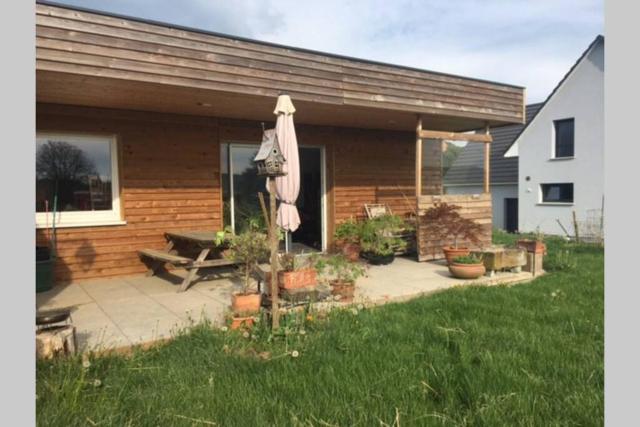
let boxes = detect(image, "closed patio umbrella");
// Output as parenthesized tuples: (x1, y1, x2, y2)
(270, 94, 300, 248)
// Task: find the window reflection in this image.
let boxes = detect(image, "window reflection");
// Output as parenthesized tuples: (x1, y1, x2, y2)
(36, 137, 113, 212)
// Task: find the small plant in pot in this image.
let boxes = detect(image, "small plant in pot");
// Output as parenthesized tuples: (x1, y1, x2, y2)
(423, 203, 484, 264)
(359, 214, 408, 265)
(517, 227, 547, 254)
(227, 226, 269, 321)
(314, 254, 366, 303)
(448, 254, 486, 279)
(213, 226, 234, 259)
(333, 218, 362, 262)
(277, 252, 318, 290)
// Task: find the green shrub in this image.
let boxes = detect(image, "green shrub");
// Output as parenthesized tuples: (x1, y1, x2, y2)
(545, 248, 578, 272)
(359, 214, 408, 256)
(313, 254, 366, 284)
(334, 218, 362, 244)
(452, 255, 483, 264)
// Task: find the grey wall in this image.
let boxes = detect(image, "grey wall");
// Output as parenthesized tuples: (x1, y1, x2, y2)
(444, 184, 518, 230)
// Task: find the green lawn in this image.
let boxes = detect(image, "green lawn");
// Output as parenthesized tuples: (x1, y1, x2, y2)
(37, 232, 604, 426)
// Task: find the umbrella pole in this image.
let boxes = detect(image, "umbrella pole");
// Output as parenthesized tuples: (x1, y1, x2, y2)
(269, 177, 280, 330)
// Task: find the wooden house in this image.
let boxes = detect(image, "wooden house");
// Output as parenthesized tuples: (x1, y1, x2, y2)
(35, 1, 525, 282)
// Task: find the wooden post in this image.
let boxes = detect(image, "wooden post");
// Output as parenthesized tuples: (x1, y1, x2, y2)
(572, 210, 580, 243)
(415, 116, 423, 197)
(269, 178, 280, 329)
(483, 123, 491, 193)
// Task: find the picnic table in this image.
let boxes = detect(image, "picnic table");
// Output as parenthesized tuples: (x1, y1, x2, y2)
(138, 231, 237, 292)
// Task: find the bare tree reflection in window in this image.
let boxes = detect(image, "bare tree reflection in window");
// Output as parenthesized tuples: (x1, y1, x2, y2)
(36, 140, 107, 212)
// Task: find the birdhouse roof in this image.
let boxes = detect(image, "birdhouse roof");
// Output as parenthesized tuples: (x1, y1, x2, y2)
(254, 128, 284, 162)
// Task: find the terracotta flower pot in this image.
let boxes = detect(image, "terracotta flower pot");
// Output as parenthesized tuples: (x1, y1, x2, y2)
(330, 280, 355, 303)
(230, 316, 255, 330)
(448, 262, 486, 279)
(341, 242, 361, 262)
(442, 246, 471, 264)
(231, 293, 261, 315)
(517, 239, 546, 254)
(278, 268, 318, 290)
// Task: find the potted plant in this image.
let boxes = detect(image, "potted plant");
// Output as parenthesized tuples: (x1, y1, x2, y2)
(333, 219, 362, 261)
(448, 254, 486, 279)
(214, 226, 234, 259)
(423, 203, 484, 264)
(359, 214, 408, 265)
(517, 227, 547, 254)
(227, 227, 269, 319)
(277, 252, 318, 290)
(314, 254, 366, 303)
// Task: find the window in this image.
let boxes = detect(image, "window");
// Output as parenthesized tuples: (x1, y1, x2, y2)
(36, 133, 123, 228)
(540, 183, 574, 204)
(553, 118, 574, 158)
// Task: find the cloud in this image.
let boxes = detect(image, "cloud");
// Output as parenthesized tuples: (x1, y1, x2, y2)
(54, 0, 604, 102)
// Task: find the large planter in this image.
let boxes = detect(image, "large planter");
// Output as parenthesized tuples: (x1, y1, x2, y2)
(361, 251, 395, 265)
(517, 239, 546, 254)
(36, 246, 54, 293)
(330, 280, 355, 303)
(442, 246, 470, 264)
(278, 268, 317, 290)
(231, 293, 261, 315)
(340, 242, 361, 262)
(448, 262, 486, 279)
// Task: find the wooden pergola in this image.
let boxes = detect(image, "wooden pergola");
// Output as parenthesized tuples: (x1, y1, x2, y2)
(414, 116, 494, 261)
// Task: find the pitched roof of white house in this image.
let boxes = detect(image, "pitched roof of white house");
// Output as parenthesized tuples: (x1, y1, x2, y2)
(503, 35, 604, 158)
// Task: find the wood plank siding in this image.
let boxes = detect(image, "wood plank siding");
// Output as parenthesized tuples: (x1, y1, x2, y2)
(416, 194, 493, 261)
(36, 3, 524, 131)
(37, 104, 417, 282)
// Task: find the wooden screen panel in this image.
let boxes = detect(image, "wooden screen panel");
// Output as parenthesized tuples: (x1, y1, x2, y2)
(416, 193, 492, 261)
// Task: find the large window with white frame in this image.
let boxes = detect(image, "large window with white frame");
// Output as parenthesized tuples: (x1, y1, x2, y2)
(36, 133, 123, 228)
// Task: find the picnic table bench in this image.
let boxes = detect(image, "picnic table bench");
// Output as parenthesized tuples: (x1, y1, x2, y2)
(139, 231, 237, 292)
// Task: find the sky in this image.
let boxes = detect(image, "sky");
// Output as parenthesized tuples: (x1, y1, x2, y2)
(53, 0, 603, 103)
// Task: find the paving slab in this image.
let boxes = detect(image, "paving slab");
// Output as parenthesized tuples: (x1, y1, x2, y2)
(36, 282, 93, 310)
(148, 292, 227, 327)
(69, 302, 131, 351)
(80, 277, 145, 302)
(97, 296, 182, 344)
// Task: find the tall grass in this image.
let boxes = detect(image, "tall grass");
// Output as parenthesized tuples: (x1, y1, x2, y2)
(37, 233, 603, 426)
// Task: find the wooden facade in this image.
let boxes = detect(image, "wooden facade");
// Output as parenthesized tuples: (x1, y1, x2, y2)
(36, 104, 418, 282)
(35, 2, 525, 283)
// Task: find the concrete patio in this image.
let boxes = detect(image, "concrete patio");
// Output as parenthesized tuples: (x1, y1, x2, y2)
(36, 258, 535, 353)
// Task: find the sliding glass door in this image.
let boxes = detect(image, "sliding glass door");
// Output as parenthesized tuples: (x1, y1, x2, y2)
(221, 143, 325, 251)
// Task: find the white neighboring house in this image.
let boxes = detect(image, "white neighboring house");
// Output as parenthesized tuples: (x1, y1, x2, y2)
(504, 35, 604, 237)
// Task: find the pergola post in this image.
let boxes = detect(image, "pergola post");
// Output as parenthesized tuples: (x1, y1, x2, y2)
(483, 122, 491, 193)
(415, 115, 423, 197)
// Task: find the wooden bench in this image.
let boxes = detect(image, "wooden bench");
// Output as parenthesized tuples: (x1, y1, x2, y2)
(138, 249, 193, 267)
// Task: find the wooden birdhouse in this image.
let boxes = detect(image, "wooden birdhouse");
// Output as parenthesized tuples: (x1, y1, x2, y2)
(254, 128, 286, 177)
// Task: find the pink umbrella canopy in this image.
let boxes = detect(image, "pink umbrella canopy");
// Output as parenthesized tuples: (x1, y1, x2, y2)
(271, 94, 300, 232)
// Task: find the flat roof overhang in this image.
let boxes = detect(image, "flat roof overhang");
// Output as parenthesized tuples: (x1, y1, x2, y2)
(37, 71, 518, 132)
(36, 2, 525, 132)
